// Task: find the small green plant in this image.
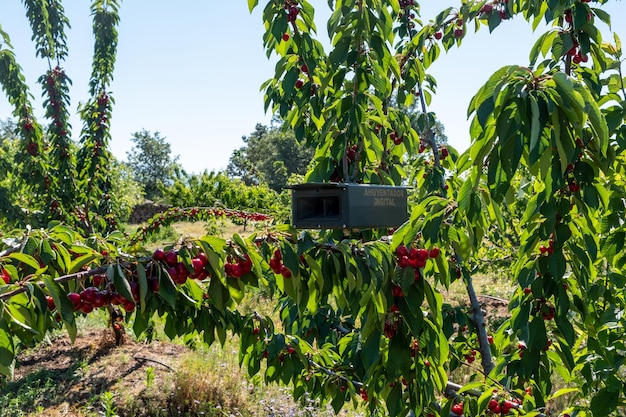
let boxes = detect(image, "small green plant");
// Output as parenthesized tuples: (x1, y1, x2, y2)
(99, 391, 118, 417)
(145, 366, 155, 389)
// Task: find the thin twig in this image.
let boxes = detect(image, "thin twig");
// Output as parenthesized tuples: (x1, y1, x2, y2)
(133, 356, 175, 372)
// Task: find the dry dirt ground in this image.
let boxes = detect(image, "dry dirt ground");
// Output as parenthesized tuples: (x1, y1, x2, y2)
(5, 327, 187, 417)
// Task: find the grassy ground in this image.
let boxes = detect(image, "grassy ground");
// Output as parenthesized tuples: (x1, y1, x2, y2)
(1, 219, 518, 417)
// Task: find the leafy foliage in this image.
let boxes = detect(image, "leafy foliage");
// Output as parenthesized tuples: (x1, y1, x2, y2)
(0, 0, 121, 233)
(125, 129, 182, 202)
(227, 122, 314, 192)
(163, 170, 291, 223)
(0, 119, 142, 227)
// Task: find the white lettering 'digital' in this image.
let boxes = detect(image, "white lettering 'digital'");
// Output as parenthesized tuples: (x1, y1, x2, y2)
(373, 197, 397, 206)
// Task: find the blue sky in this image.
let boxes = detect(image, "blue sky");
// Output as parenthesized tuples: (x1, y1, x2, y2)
(0, 1, 624, 174)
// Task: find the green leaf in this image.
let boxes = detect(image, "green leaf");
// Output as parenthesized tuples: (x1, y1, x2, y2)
(329, 35, 351, 67)
(137, 263, 148, 313)
(590, 387, 619, 416)
(574, 83, 609, 155)
(111, 264, 133, 303)
(69, 253, 98, 274)
(547, 387, 580, 401)
(0, 317, 15, 377)
(306, 276, 319, 314)
(361, 329, 381, 374)
(529, 94, 541, 153)
(556, 312, 575, 346)
(133, 309, 150, 336)
(386, 383, 403, 417)
(43, 276, 76, 342)
(7, 252, 41, 270)
(592, 8, 611, 26)
(40, 239, 56, 265)
(552, 73, 585, 120)
(207, 275, 228, 311)
(247, 0, 259, 13)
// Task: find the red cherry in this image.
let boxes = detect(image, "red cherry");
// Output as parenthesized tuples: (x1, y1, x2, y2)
(167, 266, 180, 282)
(454, 28, 464, 38)
(282, 33, 290, 42)
(1, 269, 10, 284)
(415, 248, 429, 261)
(165, 250, 178, 266)
(392, 284, 404, 298)
(92, 274, 105, 287)
(269, 257, 280, 271)
(451, 403, 464, 416)
(287, 6, 299, 22)
(295, 79, 304, 89)
(130, 281, 140, 302)
(428, 247, 440, 259)
(502, 400, 515, 413)
(565, 10, 573, 23)
(396, 245, 409, 257)
(191, 258, 204, 276)
(92, 291, 106, 308)
(153, 248, 166, 261)
(397, 256, 409, 268)
(359, 388, 368, 401)
(148, 277, 160, 292)
(80, 287, 98, 304)
(280, 265, 292, 278)
(229, 263, 243, 278)
(481, 4, 493, 14)
(196, 252, 209, 266)
(46, 295, 56, 311)
(434, 31, 442, 40)
(488, 399, 498, 411)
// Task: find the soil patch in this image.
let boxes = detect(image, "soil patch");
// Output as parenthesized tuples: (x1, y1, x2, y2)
(6, 328, 187, 417)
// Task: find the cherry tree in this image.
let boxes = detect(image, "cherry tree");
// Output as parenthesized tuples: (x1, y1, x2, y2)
(1, 1, 625, 416)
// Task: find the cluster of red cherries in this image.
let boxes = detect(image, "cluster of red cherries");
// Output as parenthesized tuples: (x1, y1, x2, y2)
(224, 254, 253, 278)
(395, 245, 440, 269)
(153, 248, 210, 283)
(269, 249, 292, 278)
(63, 274, 145, 315)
